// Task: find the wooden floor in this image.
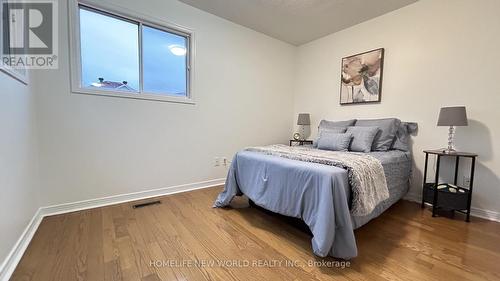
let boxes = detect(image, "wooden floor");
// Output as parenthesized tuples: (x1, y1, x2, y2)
(11, 186, 500, 281)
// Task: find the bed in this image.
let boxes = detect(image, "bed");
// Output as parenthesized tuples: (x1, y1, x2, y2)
(214, 119, 416, 259)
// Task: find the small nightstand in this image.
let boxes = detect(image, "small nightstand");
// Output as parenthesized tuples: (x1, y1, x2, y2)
(421, 149, 478, 222)
(289, 139, 313, 146)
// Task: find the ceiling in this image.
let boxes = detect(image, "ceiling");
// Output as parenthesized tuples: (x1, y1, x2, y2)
(179, 0, 419, 45)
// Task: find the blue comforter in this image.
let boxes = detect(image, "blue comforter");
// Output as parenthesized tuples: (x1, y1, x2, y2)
(214, 150, 358, 259)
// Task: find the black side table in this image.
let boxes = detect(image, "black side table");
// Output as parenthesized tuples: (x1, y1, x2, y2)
(289, 140, 313, 146)
(421, 150, 478, 222)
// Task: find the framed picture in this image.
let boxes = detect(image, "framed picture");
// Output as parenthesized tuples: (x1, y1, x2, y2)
(340, 48, 384, 105)
(0, 0, 28, 84)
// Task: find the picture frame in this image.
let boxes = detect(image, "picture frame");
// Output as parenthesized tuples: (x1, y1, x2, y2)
(0, 0, 28, 84)
(340, 48, 384, 105)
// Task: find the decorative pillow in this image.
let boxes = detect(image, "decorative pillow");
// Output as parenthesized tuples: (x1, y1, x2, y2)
(313, 127, 347, 148)
(392, 122, 418, 151)
(355, 118, 401, 151)
(317, 132, 353, 152)
(319, 127, 347, 135)
(319, 119, 356, 131)
(346, 126, 380, 153)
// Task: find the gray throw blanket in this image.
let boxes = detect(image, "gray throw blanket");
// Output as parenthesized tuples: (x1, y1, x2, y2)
(245, 145, 389, 216)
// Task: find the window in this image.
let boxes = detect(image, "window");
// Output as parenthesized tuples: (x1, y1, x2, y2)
(70, 1, 193, 103)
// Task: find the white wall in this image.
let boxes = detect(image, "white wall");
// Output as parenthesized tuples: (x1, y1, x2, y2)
(33, 0, 296, 205)
(293, 0, 500, 213)
(0, 73, 40, 265)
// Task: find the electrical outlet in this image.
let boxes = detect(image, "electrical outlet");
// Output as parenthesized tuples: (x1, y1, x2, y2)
(463, 176, 471, 187)
(214, 157, 220, 167)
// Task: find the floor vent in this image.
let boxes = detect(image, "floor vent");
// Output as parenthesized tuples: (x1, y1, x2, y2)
(133, 200, 161, 209)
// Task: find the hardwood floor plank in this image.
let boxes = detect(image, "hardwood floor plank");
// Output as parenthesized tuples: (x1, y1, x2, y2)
(86, 209, 105, 281)
(102, 206, 119, 264)
(73, 211, 91, 281)
(10, 186, 500, 281)
(104, 260, 122, 281)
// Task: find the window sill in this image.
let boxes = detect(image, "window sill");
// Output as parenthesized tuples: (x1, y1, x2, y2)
(71, 87, 195, 104)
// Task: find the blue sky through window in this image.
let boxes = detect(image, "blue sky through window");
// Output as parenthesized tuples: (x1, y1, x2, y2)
(80, 8, 140, 91)
(79, 7, 188, 96)
(143, 26, 187, 96)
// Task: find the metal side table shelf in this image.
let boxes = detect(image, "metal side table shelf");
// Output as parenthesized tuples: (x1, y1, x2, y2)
(421, 149, 478, 222)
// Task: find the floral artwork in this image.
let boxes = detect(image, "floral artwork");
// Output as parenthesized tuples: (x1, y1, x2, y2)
(340, 48, 384, 105)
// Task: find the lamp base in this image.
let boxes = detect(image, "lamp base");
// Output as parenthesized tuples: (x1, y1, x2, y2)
(443, 126, 456, 154)
(441, 148, 457, 154)
(299, 125, 310, 141)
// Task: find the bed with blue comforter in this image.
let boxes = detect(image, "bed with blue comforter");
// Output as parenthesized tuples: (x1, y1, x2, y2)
(214, 119, 415, 259)
(214, 145, 411, 259)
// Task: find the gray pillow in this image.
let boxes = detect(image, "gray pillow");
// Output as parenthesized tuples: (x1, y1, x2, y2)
(313, 127, 347, 148)
(317, 132, 352, 152)
(346, 126, 379, 152)
(355, 118, 401, 151)
(392, 122, 418, 151)
(319, 127, 347, 134)
(318, 119, 356, 131)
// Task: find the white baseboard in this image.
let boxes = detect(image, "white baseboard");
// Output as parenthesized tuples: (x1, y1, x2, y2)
(41, 178, 225, 216)
(403, 193, 500, 223)
(0, 178, 225, 281)
(0, 209, 44, 281)
(469, 207, 500, 222)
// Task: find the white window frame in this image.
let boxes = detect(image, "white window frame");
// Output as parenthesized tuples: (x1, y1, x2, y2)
(0, 0, 29, 84)
(68, 0, 195, 104)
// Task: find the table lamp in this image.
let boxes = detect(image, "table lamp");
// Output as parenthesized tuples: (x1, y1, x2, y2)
(297, 113, 311, 141)
(437, 106, 468, 154)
